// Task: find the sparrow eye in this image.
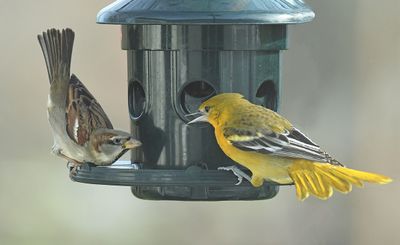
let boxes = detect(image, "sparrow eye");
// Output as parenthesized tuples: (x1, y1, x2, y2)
(204, 106, 211, 113)
(112, 138, 122, 145)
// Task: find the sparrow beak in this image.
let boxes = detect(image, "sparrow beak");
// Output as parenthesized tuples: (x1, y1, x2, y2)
(187, 111, 209, 124)
(123, 138, 142, 149)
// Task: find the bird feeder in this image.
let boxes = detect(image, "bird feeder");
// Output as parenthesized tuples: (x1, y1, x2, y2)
(71, 0, 315, 201)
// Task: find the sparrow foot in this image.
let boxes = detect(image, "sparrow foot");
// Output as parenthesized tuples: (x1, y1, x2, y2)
(218, 165, 251, 185)
(68, 162, 81, 177)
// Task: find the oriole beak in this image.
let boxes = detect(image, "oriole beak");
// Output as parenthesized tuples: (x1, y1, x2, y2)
(123, 138, 142, 149)
(187, 111, 208, 124)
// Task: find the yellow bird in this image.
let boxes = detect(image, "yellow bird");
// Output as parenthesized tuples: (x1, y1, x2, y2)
(188, 93, 392, 200)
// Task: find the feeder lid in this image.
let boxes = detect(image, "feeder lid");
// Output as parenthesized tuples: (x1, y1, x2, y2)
(97, 0, 315, 25)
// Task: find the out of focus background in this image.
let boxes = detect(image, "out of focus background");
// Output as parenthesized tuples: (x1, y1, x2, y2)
(0, 0, 399, 244)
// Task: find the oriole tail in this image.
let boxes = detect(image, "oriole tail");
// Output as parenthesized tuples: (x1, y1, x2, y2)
(38, 28, 74, 84)
(288, 160, 392, 201)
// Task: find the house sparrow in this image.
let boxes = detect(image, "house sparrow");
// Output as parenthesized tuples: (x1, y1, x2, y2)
(38, 28, 141, 173)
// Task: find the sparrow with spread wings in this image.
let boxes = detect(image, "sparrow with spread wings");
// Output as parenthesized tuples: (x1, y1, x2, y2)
(38, 28, 141, 173)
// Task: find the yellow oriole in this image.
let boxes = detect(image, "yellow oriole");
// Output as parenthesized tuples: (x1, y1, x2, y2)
(188, 93, 392, 200)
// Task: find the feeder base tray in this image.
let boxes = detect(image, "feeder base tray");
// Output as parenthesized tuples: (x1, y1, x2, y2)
(70, 161, 280, 201)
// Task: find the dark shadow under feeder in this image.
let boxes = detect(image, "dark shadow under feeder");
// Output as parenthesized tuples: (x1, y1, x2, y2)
(70, 0, 315, 201)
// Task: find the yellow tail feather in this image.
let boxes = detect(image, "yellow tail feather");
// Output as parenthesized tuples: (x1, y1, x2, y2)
(288, 160, 392, 201)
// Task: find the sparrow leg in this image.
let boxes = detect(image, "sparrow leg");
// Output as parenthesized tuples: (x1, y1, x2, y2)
(68, 162, 81, 176)
(52, 147, 80, 164)
(218, 165, 252, 185)
(52, 147, 82, 175)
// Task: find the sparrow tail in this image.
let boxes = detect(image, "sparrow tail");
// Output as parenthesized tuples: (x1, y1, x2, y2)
(288, 160, 392, 201)
(38, 28, 74, 84)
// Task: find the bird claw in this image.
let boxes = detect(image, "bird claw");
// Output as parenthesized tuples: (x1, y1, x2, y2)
(235, 176, 243, 186)
(67, 162, 81, 176)
(218, 165, 251, 185)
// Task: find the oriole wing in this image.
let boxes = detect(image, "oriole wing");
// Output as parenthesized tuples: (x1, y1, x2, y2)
(66, 74, 113, 145)
(223, 125, 342, 165)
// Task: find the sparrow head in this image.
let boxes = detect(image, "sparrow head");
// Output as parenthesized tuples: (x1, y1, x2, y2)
(89, 129, 142, 165)
(188, 93, 245, 127)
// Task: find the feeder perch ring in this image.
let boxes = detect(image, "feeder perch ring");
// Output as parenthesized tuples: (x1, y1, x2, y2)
(70, 161, 281, 201)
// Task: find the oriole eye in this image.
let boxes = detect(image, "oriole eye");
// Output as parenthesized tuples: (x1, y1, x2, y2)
(204, 106, 210, 113)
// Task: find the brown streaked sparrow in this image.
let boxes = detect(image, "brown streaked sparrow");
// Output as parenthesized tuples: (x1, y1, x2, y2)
(38, 28, 141, 173)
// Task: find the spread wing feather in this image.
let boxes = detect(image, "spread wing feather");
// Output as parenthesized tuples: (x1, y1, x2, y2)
(66, 74, 113, 145)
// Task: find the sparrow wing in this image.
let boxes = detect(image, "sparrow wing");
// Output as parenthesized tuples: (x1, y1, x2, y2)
(223, 126, 342, 166)
(66, 74, 113, 145)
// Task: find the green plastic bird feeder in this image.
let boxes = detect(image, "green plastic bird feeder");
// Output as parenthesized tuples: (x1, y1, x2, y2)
(71, 0, 315, 201)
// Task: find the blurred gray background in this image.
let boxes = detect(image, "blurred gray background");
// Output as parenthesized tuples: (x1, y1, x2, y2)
(0, 0, 399, 244)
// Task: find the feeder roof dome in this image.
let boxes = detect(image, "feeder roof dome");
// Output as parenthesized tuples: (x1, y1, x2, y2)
(97, 0, 315, 25)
